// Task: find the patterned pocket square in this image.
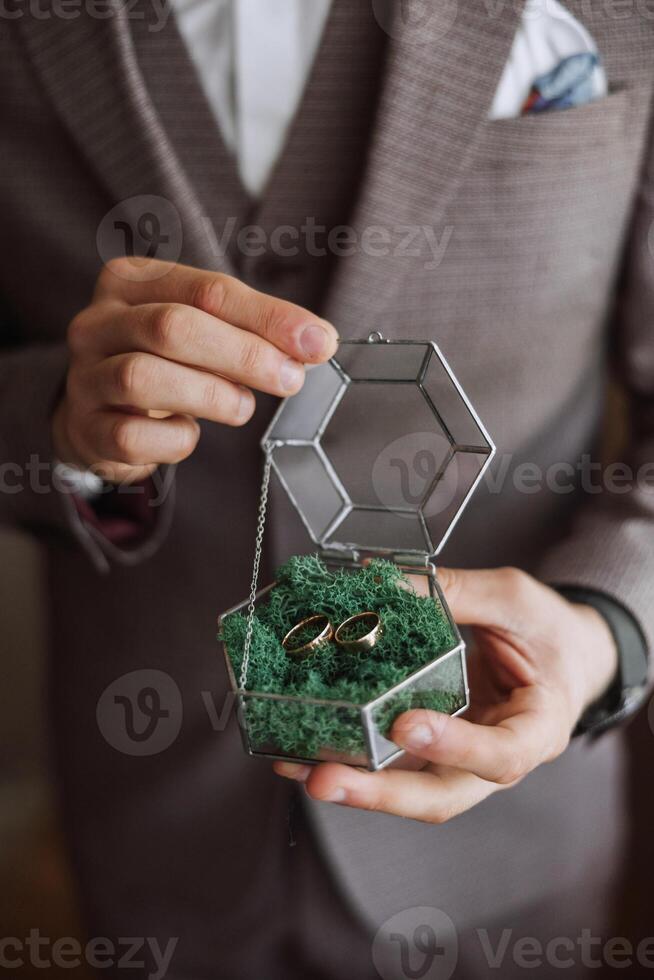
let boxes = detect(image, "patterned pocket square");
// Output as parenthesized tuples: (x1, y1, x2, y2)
(521, 52, 603, 115)
(490, 0, 608, 120)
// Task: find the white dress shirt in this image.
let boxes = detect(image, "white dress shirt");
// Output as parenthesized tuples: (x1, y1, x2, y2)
(170, 0, 332, 196)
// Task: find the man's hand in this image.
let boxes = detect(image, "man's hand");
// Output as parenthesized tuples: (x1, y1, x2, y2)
(53, 258, 338, 483)
(273, 567, 619, 823)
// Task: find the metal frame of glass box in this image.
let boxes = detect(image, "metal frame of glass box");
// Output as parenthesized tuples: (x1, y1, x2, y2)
(219, 334, 495, 771)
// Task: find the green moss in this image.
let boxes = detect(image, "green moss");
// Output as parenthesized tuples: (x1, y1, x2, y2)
(221, 556, 464, 760)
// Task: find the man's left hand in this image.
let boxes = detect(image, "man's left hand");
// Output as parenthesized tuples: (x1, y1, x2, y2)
(273, 567, 618, 823)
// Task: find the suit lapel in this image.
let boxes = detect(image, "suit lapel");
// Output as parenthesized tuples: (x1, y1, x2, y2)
(16, 0, 527, 299)
(323, 0, 528, 333)
(131, 0, 254, 261)
(14, 0, 228, 270)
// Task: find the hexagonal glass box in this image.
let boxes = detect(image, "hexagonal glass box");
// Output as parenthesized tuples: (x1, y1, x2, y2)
(219, 335, 495, 771)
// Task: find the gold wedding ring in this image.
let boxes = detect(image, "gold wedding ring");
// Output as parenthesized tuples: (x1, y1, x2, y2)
(334, 612, 383, 652)
(282, 614, 334, 658)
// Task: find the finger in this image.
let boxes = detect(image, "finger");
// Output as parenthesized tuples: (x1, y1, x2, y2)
(87, 353, 255, 426)
(81, 410, 200, 467)
(70, 303, 307, 398)
(436, 565, 545, 634)
(390, 704, 549, 785)
(95, 260, 338, 363)
(275, 761, 496, 823)
(405, 572, 430, 597)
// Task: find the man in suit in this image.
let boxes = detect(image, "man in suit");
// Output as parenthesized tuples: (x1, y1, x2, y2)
(1, 0, 653, 977)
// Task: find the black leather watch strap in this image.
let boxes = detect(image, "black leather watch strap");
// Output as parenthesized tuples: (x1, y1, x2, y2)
(556, 587, 649, 737)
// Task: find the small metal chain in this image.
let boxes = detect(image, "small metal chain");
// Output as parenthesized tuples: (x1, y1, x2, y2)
(239, 442, 274, 691)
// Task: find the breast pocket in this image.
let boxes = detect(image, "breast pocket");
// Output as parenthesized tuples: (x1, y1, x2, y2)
(433, 79, 652, 406)
(475, 83, 642, 177)
(460, 81, 651, 265)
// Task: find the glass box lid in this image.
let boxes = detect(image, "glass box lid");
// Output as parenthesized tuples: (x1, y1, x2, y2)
(263, 334, 495, 560)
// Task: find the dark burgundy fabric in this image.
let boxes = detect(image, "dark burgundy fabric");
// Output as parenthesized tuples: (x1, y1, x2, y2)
(72, 481, 158, 549)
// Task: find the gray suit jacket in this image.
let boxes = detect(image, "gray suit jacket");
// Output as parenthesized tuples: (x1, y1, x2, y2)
(1, 0, 654, 975)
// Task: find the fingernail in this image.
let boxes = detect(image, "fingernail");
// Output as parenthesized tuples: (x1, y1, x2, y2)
(277, 763, 311, 782)
(403, 724, 433, 748)
(280, 357, 305, 392)
(300, 323, 333, 359)
(324, 787, 347, 803)
(237, 387, 254, 421)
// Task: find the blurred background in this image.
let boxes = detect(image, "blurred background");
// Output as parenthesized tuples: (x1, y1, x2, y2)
(0, 528, 90, 978)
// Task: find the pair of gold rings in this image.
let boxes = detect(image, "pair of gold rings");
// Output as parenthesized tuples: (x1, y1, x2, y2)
(282, 611, 382, 659)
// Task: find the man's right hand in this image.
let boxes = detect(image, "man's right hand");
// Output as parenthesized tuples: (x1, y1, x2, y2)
(53, 258, 338, 483)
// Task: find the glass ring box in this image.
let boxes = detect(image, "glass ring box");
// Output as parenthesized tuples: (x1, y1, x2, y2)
(219, 334, 495, 771)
